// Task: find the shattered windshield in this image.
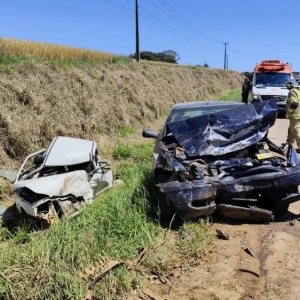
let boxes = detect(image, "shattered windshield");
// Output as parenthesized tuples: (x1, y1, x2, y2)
(165, 100, 278, 157)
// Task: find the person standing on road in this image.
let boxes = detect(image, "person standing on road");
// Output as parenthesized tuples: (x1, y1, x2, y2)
(242, 78, 251, 104)
(286, 81, 300, 153)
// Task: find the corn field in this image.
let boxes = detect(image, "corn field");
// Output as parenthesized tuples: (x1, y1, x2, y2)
(0, 37, 115, 61)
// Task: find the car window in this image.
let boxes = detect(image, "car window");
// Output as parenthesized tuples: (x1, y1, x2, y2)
(167, 105, 238, 122)
(255, 73, 297, 87)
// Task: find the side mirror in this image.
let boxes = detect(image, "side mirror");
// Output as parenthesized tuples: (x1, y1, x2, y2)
(142, 129, 158, 139)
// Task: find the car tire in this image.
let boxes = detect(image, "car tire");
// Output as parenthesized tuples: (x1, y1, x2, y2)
(154, 173, 176, 226)
(271, 200, 290, 215)
(157, 192, 176, 226)
(272, 186, 299, 215)
(261, 189, 293, 215)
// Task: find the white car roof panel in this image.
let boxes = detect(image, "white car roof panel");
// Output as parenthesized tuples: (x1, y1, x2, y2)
(44, 136, 95, 166)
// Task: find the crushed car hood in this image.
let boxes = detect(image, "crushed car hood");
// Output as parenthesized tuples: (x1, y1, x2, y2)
(166, 99, 278, 156)
(13, 170, 93, 200)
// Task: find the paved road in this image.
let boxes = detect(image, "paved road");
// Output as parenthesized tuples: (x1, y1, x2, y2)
(268, 117, 289, 145)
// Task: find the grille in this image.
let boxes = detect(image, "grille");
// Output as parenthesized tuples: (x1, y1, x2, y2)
(261, 95, 287, 102)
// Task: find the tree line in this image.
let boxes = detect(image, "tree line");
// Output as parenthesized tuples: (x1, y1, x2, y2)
(130, 50, 180, 64)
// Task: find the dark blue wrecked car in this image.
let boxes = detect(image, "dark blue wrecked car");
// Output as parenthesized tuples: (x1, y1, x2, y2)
(142, 99, 300, 223)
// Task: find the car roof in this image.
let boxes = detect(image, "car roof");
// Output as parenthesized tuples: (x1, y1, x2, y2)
(170, 100, 244, 110)
(44, 136, 96, 166)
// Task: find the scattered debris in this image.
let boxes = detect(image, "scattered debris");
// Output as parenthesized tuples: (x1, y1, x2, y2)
(289, 220, 295, 226)
(240, 240, 255, 258)
(80, 246, 172, 300)
(79, 258, 125, 300)
(238, 268, 260, 278)
(215, 228, 230, 240)
(142, 288, 165, 300)
(0, 169, 17, 182)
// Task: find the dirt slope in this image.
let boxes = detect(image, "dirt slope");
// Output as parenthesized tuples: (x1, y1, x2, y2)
(0, 62, 244, 169)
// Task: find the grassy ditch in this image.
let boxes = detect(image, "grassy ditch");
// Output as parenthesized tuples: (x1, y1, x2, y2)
(219, 89, 242, 101)
(0, 141, 215, 300)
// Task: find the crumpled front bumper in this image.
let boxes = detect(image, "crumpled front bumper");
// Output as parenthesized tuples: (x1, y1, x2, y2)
(158, 166, 300, 221)
(157, 181, 217, 221)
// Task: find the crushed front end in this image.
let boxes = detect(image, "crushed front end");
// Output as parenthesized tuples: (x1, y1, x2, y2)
(156, 100, 300, 222)
(14, 170, 94, 225)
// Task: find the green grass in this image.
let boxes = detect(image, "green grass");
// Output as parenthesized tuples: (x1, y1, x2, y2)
(112, 141, 154, 162)
(113, 141, 134, 159)
(177, 220, 214, 264)
(117, 125, 136, 137)
(0, 52, 132, 70)
(96, 125, 106, 135)
(218, 89, 242, 101)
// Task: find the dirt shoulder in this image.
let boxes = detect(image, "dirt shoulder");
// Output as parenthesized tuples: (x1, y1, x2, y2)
(142, 208, 300, 300)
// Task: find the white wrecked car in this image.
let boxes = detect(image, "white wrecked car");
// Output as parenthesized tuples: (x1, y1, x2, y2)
(13, 136, 113, 224)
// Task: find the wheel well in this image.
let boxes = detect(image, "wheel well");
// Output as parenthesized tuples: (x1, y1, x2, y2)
(154, 169, 171, 184)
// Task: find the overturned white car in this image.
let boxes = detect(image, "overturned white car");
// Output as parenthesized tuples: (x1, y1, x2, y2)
(13, 136, 113, 224)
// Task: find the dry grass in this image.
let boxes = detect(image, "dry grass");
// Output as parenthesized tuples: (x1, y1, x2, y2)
(1, 37, 115, 61)
(0, 54, 244, 170)
(0, 178, 14, 206)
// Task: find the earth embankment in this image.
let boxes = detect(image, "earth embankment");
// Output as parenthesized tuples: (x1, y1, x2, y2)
(0, 62, 244, 168)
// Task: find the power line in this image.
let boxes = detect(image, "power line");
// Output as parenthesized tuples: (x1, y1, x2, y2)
(139, 12, 220, 49)
(157, 0, 223, 44)
(148, 0, 220, 44)
(104, 0, 134, 12)
(137, 2, 223, 49)
(106, 0, 222, 50)
(119, 0, 223, 48)
(105, 0, 225, 62)
(138, 8, 222, 49)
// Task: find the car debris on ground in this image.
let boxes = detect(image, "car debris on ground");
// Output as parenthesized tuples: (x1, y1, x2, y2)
(215, 228, 230, 240)
(240, 240, 255, 258)
(143, 99, 300, 224)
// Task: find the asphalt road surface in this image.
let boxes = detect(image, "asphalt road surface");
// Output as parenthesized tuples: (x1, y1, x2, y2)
(268, 118, 289, 146)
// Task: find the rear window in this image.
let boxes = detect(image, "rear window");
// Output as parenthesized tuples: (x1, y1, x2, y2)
(167, 105, 239, 122)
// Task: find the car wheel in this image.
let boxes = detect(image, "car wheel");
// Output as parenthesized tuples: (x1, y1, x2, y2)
(270, 198, 290, 215)
(273, 186, 299, 214)
(272, 203, 289, 215)
(158, 192, 176, 227)
(155, 173, 176, 226)
(260, 190, 293, 215)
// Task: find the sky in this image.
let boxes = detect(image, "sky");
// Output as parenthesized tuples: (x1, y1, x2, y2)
(1, 0, 300, 73)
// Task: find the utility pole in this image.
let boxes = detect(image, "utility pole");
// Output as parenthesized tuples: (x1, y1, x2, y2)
(223, 42, 229, 69)
(226, 55, 229, 69)
(135, 0, 140, 62)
